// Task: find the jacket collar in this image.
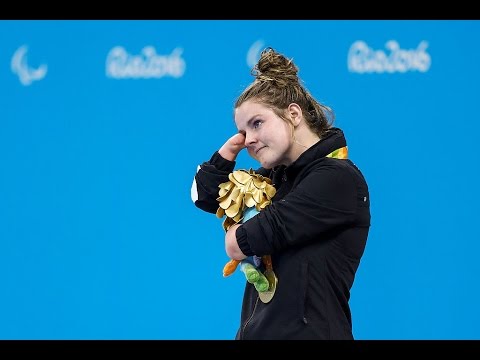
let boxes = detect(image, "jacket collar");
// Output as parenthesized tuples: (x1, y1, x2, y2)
(283, 127, 347, 177)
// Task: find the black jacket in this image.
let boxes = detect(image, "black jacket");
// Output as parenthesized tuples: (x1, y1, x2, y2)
(192, 128, 370, 339)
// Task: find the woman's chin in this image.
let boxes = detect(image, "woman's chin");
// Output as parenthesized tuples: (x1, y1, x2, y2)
(259, 159, 277, 169)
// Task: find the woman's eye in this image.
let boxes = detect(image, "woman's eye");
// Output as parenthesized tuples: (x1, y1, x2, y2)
(253, 120, 262, 129)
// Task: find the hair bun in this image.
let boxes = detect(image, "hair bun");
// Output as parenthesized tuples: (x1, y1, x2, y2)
(252, 47, 299, 86)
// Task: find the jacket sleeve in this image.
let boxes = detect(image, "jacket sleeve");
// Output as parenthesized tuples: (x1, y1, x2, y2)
(191, 151, 237, 214)
(236, 162, 361, 256)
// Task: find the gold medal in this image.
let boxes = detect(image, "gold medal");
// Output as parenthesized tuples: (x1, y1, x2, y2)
(258, 255, 278, 304)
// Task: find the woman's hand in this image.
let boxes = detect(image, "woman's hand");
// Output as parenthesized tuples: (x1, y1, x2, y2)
(218, 133, 246, 161)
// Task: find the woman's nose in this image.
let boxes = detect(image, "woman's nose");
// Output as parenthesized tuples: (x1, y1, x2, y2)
(245, 132, 256, 146)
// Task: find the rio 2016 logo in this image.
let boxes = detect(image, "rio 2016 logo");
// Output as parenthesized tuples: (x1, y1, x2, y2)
(348, 40, 431, 74)
(105, 46, 186, 79)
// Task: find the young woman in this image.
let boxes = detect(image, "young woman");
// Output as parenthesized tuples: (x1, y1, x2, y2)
(191, 48, 371, 340)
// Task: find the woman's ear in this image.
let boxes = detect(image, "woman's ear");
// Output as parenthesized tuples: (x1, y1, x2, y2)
(287, 103, 302, 127)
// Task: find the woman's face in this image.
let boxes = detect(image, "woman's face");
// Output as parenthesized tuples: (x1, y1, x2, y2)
(235, 100, 294, 169)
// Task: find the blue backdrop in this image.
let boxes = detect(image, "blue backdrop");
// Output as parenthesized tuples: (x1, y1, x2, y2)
(1, 20, 479, 340)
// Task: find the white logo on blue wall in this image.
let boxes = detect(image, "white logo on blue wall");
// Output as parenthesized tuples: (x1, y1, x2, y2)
(11, 45, 48, 86)
(247, 40, 265, 69)
(106, 46, 186, 79)
(348, 40, 431, 74)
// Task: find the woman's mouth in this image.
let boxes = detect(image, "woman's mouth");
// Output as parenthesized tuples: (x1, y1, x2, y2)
(256, 146, 266, 154)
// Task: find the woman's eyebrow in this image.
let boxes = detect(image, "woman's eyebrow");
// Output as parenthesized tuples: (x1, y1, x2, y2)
(246, 115, 261, 127)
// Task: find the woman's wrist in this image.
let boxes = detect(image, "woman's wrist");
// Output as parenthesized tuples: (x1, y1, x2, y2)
(218, 146, 238, 161)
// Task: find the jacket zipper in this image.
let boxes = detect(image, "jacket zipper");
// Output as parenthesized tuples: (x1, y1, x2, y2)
(240, 295, 260, 339)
